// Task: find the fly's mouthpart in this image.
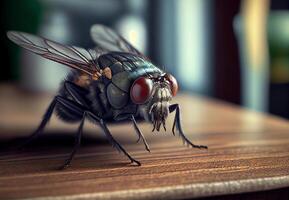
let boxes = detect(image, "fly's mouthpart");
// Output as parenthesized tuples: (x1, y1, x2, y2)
(149, 101, 169, 132)
(148, 86, 172, 132)
(138, 84, 172, 132)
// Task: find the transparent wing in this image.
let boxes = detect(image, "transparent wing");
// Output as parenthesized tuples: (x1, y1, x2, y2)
(7, 31, 103, 76)
(90, 24, 143, 56)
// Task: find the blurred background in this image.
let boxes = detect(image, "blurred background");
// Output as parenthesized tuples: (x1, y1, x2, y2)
(0, 0, 288, 119)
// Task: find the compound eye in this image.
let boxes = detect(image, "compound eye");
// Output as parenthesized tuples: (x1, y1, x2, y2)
(130, 77, 153, 104)
(165, 73, 178, 96)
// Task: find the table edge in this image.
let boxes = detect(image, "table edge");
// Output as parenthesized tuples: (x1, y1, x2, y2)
(21, 175, 289, 200)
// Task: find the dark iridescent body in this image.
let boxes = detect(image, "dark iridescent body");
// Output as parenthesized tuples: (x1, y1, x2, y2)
(57, 52, 163, 123)
(7, 25, 207, 169)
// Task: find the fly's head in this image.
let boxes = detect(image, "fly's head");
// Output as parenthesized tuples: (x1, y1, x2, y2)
(130, 73, 178, 132)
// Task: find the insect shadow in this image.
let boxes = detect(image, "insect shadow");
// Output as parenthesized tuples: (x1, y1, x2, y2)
(0, 130, 143, 169)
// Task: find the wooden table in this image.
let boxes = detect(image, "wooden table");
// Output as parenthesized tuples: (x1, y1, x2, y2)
(0, 84, 289, 199)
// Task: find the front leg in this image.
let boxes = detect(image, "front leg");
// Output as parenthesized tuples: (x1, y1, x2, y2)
(131, 115, 150, 152)
(169, 104, 208, 149)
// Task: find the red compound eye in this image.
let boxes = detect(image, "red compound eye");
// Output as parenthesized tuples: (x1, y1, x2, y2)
(165, 73, 178, 96)
(130, 77, 153, 104)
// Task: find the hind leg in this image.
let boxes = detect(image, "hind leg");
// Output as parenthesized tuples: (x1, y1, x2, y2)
(25, 95, 86, 169)
(18, 97, 58, 149)
(24, 94, 87, 169)
(19, 81, 88, 150)
(18, 95, 85, 149)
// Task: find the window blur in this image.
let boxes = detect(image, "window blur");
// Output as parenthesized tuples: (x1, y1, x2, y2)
(0, 0, 288, 119)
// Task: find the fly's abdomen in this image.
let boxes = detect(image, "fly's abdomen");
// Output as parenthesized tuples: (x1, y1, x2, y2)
(55, 103, 83, 122)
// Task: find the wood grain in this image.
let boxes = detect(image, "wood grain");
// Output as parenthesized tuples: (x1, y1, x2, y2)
(0, 84, 289, 200)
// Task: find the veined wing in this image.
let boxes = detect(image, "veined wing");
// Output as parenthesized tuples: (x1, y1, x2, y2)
(90, 24, 143, 56)
(7, 31, 103, 76)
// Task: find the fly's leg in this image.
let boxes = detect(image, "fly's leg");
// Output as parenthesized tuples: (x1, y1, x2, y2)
(38, 96, 86, 169)
(18, 81, 88, 150)
(60, 111, 141, 167)
(19, 94, 86, 169)
(17, 98, 57, 150)
(131, 115, 150, 152)
(61, 112, 86, 169)
(88, 112, 141, 166)
(169, 104, 208, 149)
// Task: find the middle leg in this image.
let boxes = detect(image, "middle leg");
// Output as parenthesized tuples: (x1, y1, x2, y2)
(60, 111, 87, 169)
(54, 99, 140, 167)
(88, 112, 141, 166)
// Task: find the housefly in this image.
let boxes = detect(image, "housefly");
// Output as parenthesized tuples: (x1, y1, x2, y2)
(7, 24, 207, 169)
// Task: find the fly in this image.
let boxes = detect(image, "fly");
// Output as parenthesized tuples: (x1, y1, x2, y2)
(7, 24, 207, 169)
